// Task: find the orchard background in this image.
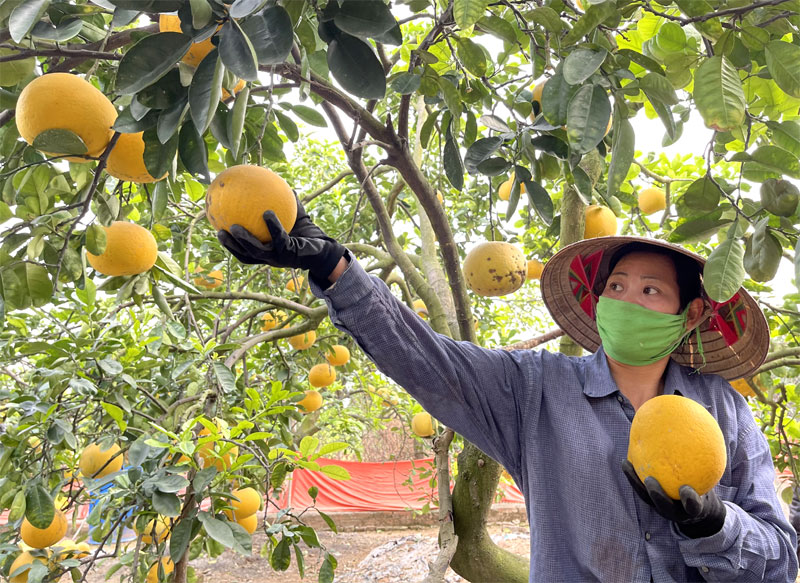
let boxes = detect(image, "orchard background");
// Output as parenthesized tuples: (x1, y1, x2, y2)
(0, 1, 799, 582)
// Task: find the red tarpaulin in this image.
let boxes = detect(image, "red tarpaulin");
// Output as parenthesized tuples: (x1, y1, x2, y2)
(271, 457, 525, 513)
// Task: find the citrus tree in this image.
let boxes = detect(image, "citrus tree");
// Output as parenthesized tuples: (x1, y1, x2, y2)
(1, 1, 799, 582)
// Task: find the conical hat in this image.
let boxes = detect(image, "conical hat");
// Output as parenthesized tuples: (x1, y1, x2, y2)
(540, 236, 769, 380)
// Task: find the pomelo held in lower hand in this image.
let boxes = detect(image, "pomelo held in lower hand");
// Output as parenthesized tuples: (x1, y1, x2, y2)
(627, 394, 726, 499)
(206, 165, 297, 243)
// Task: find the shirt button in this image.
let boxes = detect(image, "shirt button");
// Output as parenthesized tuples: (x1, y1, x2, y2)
(616, 395, 624, 403)
(701, 566, 710, 573)
(644, 532, 651, 541)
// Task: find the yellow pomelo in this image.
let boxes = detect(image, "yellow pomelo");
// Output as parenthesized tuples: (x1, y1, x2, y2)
(260, 311, 284, 331)
(463, 241, 527, 297)
(79, 442, 123, 478)
(412, 299, 428, 319)
(325, 344, 350, 366)
(297, 389, 323, 413)
(526, 258, 544, 281)
(730, 378, 755, 398)
(134, 516, 169, 544)
(583, 205, 617, 238)
(532, 81, 545, 106)
(15, 73, 117, 161)
(498, 173, 526, 201)
(222, 79, 246, 100)
(106, 131, 167, 183)
(289, 330, 316, 350)
(235, 512, 258, 534)
(627, 395, 727, 499)
(158, 14, 216, 68)
(206, 165, 297, 243)
(55, 539, 90, 559)
(308, 363, 336, 388)
(86, 222, 158, 277)
(197, 426, 238, 472)
(193, 268, 224, 290)
(285, 275, 305, 292)
(638, 187, 667, 215)
(20, 510, 67, 549)
(411, 412, 435, 437)
(9, 551, 49, 583)
(224, 487, 261, 519)
(146, 557, 174, 583)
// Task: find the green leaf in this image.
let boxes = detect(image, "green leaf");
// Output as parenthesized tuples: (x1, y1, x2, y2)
(767, 120, 800, 157)
(320, 464, 350, 481)
(563, 48, 608, 85)
(541, 65, 579, 127)
(390, 72, 422, 95)
(271, 537, 292, 571)
(607, 110, 634, 199)
(318, 552, 337, 583)
(116, 32, 193, 95)
(169, 516, 194, 563)
(212, 362, 236, 392)
(566, 84, 611, 155)
(703, 236, 745, 303)
(198, 512, 235, 548)
(228, 0, 261, 18)
(274, 110, 299, 141)
(639, 72, 679, 105)
(32, 129, 88, 156)
(192, 467, 217, 493)
(289, 104, 327, 127)
(240, 6, 293, 65)
(524, 180, 554, 226)
(143, 127, 178, 181)
(744, 220, 781, 282)
(750, 145, 800, 179)
(760, 178, 800, 217)
(667, 208, 731, 243)
(476, 15, 517, 44)
(189, 49, 224, 134)
(227, 86, 249, 160)
(765, 41, 800, 98)
(157, 98, 189, 144)
(617, 49, 664, 74)
(101, 402, 127, 431)
(31, 18, 83, 42)
(299, 436, 319, 458)
(795, 238, 800, 293)
(334, 0, 397, 39)
(179, 120, 210, 183)
(25, 483, 54, 529)
(693, 56, 746, 132)
(443, 128, 464, 191)
(682, 176, 720, 212)
(85, 223, 107, 255)
(454, 37, 487, 77)
(562, 1, 617, 46)
(326, 33, 386, 99)
(463, 136, 503, 174)
(453, 0, 489, 30)
(530, 135, 569, 160)
(9, 0, 49, 43)
(218, 19, 259, 81)
(189, 0, 213, 27)
(107, 0, 182, 8)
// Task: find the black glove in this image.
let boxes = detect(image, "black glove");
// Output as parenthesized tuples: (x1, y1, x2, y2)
(217, 198, 346, 285)
(622, 459, 726, 539)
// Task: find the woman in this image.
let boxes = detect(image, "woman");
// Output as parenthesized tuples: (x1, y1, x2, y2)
(218, 202, 798, 581)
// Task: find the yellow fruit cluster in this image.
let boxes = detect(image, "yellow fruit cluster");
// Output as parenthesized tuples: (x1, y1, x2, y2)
(298, 344, 351, 412)
(223, 487, 261, 534)
(16, 73, 166, 183)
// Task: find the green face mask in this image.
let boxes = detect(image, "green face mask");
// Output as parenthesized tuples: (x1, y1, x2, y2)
(596, 296, 691, 366)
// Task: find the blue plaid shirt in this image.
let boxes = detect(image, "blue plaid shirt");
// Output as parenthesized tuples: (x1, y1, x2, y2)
(311, 257, 798, 582)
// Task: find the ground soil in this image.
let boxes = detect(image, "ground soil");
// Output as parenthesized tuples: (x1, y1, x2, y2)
(81, 521, 531, 583)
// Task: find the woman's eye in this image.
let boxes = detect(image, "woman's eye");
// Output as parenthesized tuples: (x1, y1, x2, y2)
(608, 282, 622, 291)
(644, 286, 658, 295)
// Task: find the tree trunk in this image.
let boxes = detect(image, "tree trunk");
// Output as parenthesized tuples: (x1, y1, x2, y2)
(450, 443, 530, 582)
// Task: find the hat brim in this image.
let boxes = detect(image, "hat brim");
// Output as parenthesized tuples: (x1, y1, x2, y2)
(540, 236, 769, 381)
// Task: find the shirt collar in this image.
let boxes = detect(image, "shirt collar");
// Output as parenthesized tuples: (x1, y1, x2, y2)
(583, 346, 711, 407)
